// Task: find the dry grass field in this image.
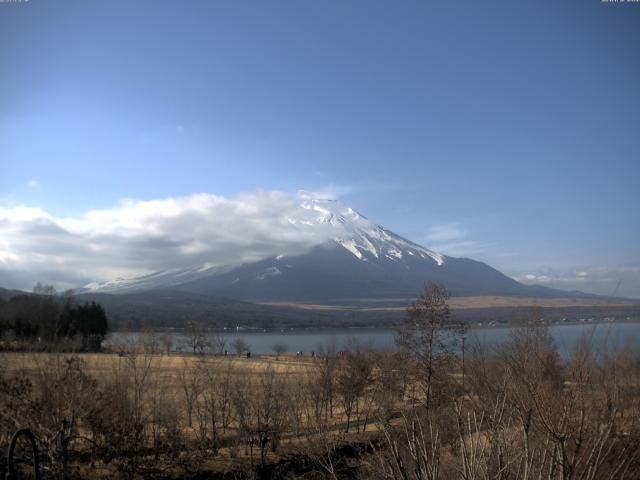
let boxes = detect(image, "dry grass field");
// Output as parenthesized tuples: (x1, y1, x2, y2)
(0, 349, 387, 478)
(0, 351, 319, 378)
(259, 295, 640, 312)
(2, 319, 640, 479)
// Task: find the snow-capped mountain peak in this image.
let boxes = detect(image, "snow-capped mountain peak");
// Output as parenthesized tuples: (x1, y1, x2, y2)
(85, 196, 445, 293)
(291, 197, 444, 266)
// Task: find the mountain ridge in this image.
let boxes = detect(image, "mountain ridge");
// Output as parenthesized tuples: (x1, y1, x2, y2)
(82, 197, 605, 302)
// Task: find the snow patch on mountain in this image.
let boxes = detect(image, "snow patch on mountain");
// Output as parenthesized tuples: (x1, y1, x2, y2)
(255, 266, 281, 280)
(84, 264, 235, 293)
(337, 238, 363, 259)
(294, 197, 445, 266)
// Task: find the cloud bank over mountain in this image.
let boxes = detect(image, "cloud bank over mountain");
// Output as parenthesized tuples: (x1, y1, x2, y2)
(1, 189, 638, 298)
(0, 190, 343, 290)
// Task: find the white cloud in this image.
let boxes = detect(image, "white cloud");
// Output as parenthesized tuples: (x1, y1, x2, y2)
(0, 190, 342, 290)
(425, 223, 465, 243)
(27, 180, 40, 189)
(423, 223, 496, 257)
(308, 183, 357, 200)
(516, 267, 640, 299)
(2, 192, 638, 298)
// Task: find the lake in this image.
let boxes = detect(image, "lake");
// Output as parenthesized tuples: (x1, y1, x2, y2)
(106, 321, 640, 357)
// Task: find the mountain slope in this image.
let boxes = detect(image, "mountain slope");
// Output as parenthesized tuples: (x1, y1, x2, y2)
(171, 243, 576, 301)
(0, 287, 28, 301)
(85, 197, 587, 301)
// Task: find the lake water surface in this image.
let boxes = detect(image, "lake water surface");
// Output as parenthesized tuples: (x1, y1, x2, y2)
(106, 322, 640, 357)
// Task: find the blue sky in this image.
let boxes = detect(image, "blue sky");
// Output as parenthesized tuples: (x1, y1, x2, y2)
(1, 0, 639, 296)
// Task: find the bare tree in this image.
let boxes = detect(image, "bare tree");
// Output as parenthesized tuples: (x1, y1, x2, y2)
(371, 349, 407, 422)
(140, 329, 160, 354)
(1, 308, 637, 480)
(183, 321, 209, 354)
(375, 411, 442, 480)
(178, 359, 201, 428)
(159, 334, 173, 354)
(32, 282, 57, 296)
(9, 355, 99, 479)
(193, 356, 235, 454)
(271, 343, 288, 360)
(316, 339, 339, 424)
(89, 347, 156, 480)
(396, 282, 463, 410)
(232, 338, 250, 357)
(231, 366, 291, 465)
(336, 348, 374, 433)
(209, 331, 226, 355)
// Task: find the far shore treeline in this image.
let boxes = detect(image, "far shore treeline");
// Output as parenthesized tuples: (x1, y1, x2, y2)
(0, 283, 108, 351)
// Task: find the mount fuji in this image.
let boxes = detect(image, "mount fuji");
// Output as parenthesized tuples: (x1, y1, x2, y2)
(84, 197, 577, 302)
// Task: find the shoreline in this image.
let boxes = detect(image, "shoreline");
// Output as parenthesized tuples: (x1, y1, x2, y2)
(108, 317, 640, 336)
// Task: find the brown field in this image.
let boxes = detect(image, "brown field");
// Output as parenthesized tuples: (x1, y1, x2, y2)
(258, 295, 639, 311)
(0, 351, 318, 376)
(0, 350, 384, 469)
(0, 351, 325, 417)
(2, 322, 639, 479)
(0, 349, 387, 479)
